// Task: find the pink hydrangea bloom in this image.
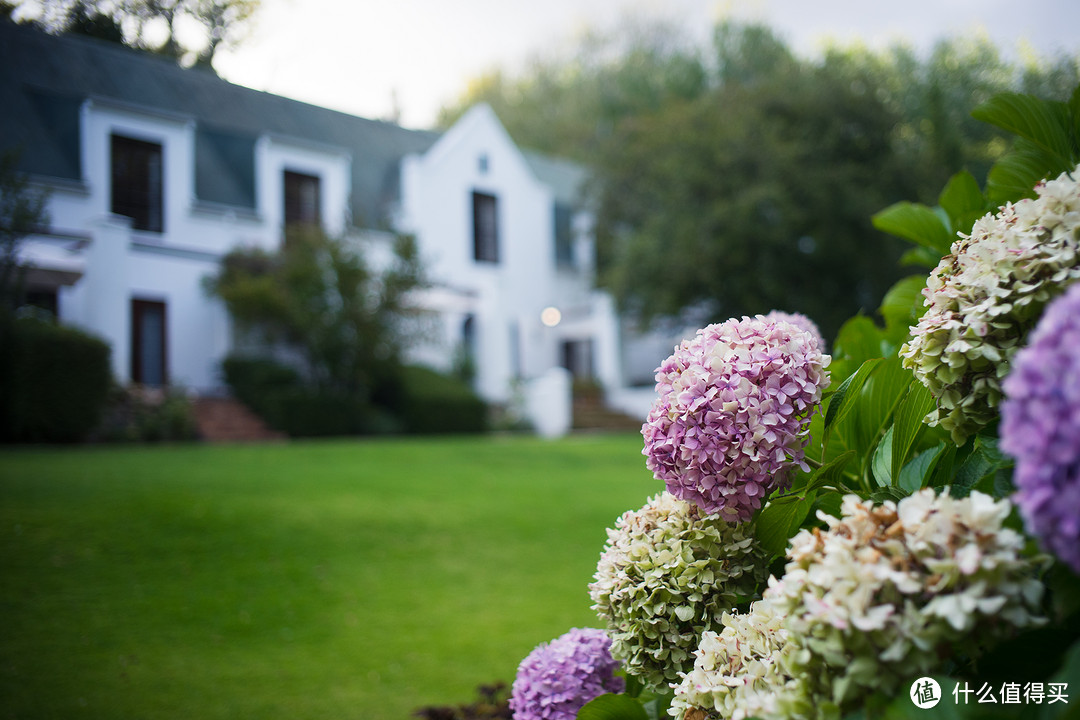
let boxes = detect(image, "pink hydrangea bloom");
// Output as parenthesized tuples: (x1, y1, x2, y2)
(509, 627, 623, 720)
(642, 316, 830, 522)
(763, 310, 826, 351)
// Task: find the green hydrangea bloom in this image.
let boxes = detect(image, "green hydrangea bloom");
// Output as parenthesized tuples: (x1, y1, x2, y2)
(588, 492, 770, 690)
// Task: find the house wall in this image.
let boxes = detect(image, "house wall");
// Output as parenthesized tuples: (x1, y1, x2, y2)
(44, 100, 352, 391)
(398, 105, 622, 406)
(25, 92, 622, 414)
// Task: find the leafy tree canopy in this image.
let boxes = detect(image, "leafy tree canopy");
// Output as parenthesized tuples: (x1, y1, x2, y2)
(205, 227, 426, 402)
(8, 0, 260, 70)
(439, 21, 1080, 341)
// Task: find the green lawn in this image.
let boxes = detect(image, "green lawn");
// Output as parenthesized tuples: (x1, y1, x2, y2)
(0, 433, 656, 720)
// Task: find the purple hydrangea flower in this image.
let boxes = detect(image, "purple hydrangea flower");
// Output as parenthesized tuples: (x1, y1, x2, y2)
(1001, 282, 1080, 573)
(509, 627, 624, 720)
(642, 316, 830, 522)
(763, 310, 826, 351)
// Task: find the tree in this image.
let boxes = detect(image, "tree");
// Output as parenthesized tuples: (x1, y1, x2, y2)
(438, 21, 1080, 342)
(437, 20, 708, 162)
(205, 227, 426, 402)
(10, 0, 259, 70)
(591, 64, 914, 341)
(0, 150, 50, 313)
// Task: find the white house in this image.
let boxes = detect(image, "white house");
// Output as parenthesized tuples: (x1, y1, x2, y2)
(1, 20, 645, 431)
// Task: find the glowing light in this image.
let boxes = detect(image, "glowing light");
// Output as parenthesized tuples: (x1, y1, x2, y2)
(541, 306, 562, 327)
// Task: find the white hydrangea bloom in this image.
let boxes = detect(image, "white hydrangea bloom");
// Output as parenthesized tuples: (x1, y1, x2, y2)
(900, 166, 1080, 444)
(770, 489, 1046, 707)
(670, 599, 817, 720)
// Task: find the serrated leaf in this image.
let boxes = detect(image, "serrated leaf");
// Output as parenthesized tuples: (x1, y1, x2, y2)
(891, 382, 936, 480)
(950, 436, 1012, 498)
(577, 693, 650, 720)
(872, 201, 954, 256)
(972, 92, 1075, 165)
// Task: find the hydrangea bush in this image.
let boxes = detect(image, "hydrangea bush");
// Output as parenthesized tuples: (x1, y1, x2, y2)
(900, 166, 1080, 445)
(506, 86, 1080, 720)
(588, 492, 770, 689)
(642, 316, 830, 522)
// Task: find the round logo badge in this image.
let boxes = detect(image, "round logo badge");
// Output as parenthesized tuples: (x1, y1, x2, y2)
(910, 677, 942, 709)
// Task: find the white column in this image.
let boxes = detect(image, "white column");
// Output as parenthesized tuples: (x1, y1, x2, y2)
(83, 215, 132, 383)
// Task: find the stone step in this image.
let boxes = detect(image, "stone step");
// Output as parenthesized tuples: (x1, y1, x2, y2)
(572, 402, 644, 432)
(191, 397, 286, 443)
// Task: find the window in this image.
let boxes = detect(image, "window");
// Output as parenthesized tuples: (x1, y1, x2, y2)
(111, 134, 163, 232)
(284, 170, 321, 227)
(131, 299, 167, 387)
(561, 339, 594, 380)
(554, 203, 574, 267)
(472, 191, 499, 263)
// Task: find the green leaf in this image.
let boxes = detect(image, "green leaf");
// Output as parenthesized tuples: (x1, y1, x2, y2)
(891, 382, 935, 480)
(985, 137, 1067, 205)
(809, 450, 857, 492)
(950, 436, 1012, 497)
(577, 693, 650, 720)
(823, 358, 881, 436)
(852, 355, 913, 460)
(872, 201, 954, 256)
(898, 442, 948, 493)
(757, 491, 817, 558)
(925, 443, 959, 490)
(640, 691, 673, 720)
(972, 92, 1075, 166)
(937, 169, 987, 236)
(899, 246, 942, 268)
(833, 317, 885, 371)
(872, 425, 894, 487)
(878, 274, 928, 344)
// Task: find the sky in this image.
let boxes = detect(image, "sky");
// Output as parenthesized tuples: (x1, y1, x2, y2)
(212, 0, 1080, 130)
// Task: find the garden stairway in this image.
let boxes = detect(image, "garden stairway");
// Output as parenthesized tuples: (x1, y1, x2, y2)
(572, 387, 644, 433)
(192, 397, 286, 443)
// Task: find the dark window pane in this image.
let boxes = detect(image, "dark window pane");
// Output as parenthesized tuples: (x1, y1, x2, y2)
(554, 203, 573, 267)
(284, 170, 321, 227)
(472, 191, 498, 263)
(111, 135, 163, 232)
(131, 299, 167, 386)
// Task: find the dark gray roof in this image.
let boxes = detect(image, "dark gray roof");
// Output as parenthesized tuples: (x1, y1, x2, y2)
(0, 19, 440, 229)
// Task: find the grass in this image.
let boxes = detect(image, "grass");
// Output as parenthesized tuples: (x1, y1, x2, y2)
(0, 433, 655, 720)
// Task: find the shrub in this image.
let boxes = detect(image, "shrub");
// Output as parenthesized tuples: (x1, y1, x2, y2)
(0, 316, 111, 443)
(221, 355, 401, 437)
(90, 385, 198, 443)
(398, 365, 487, 434)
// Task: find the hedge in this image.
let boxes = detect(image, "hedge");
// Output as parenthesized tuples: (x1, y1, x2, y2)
(221, 356, 486, 436)
(0, 316, 112, 443)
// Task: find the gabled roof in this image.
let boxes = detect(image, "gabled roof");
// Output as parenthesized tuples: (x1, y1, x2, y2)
(0, 19, 440, 229)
